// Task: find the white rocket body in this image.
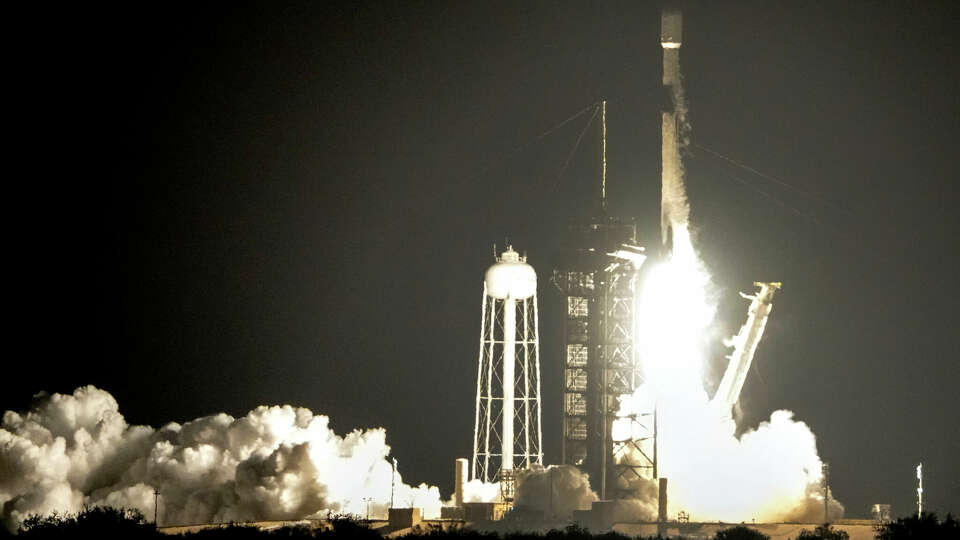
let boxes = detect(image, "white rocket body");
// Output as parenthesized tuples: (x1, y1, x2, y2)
(661, 9, 688, 251)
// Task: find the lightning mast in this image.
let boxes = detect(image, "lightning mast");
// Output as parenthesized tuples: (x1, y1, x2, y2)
(917, 463, 923, 515)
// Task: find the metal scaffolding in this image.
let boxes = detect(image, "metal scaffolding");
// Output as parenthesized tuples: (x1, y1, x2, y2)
(553, 218, 656, 499)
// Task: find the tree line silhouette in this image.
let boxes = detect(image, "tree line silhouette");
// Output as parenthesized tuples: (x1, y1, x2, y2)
(2, 507, 957, 539)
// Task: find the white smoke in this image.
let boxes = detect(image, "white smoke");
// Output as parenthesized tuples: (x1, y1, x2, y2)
(618, 384, 843, 522)
(460, 479, 501, 504)
(514, 464, 597, 519)
(0, 386, 444, 532)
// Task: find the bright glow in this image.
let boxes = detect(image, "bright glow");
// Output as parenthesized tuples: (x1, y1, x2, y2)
(635, 226, 713, 398)
(616, 225, 842, 523)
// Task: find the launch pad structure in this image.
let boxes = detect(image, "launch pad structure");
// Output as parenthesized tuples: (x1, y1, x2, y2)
(551, 100, 655, 501)
(552, 214, 655, 500)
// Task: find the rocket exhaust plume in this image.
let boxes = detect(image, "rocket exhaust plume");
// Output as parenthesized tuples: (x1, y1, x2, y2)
(0, 386, 446, 532)
(613, 226, 844, 522)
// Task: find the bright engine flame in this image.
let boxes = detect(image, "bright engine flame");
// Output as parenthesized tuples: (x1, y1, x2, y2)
(636, 226, 714, 398)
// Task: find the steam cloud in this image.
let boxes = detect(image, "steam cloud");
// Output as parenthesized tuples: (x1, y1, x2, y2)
(460, 479, 501, 504)
(0, 386, 443, 532)
(617, 385, 844, 522)
(514, 466, 662, 523)
(514, 465, 598, 519)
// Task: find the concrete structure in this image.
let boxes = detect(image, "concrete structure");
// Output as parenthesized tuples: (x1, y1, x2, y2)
(658, 478, 669, 523)
(440, 506, 465, 520)
(590, 500, 618, 531)
(454, 458, 468, 507)
(463, 502, 513, 522)
(472, 246, 543, 500)
(158, 510, 466, 537)
(387, 508, 421, 529)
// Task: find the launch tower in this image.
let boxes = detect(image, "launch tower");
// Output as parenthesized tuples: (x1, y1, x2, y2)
(553, 219, 654, 500)
(552, 102, 655, 499)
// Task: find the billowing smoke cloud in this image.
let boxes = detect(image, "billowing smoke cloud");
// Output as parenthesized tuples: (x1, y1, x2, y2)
(514, 464, 597, 519)
(0, 386, 443, 532)
(460, 479, 500, 504)
(617, 385, 843, 523)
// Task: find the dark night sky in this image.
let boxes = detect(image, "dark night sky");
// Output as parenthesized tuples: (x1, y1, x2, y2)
(8, 0, 959, 519)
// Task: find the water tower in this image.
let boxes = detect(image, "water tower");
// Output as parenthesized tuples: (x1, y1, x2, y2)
(471, 245, 543, 500)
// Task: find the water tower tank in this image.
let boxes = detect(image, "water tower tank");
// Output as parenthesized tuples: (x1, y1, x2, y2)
(484, 246, 536, 300)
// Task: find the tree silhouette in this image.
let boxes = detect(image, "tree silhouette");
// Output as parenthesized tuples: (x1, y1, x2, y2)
(713, 525, 770, 540)
(796, 523, 849, 540)
(874, 512, 960, 540)
(18, 506, 158, 538)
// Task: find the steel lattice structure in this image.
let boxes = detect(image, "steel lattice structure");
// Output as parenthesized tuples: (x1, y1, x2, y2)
(553, 218, 657, 499)
(472, 248, 543, 501)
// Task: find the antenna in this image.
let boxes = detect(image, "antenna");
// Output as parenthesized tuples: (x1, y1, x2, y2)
(153, 487, 160, 527)
(601, 100, 607, 212)
(391, 458, 397, 509)
(362, 497, 373, 520)
(916, 463, 923, 515)
(822, 462, 830, 523)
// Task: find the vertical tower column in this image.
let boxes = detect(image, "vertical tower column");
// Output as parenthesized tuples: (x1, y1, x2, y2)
(472, 284, 488, 482)
(454, 458, 468, 507)
(502, 297, 516, 474)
